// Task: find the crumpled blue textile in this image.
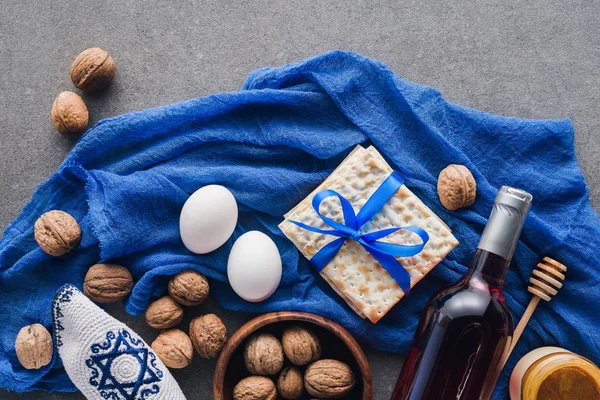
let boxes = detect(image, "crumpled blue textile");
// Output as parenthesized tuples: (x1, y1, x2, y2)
(1, 51, 598, 399)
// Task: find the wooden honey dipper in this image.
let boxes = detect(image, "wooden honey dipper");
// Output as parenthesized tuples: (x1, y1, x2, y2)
(498, 256, 567, 371)
(509, 256, 567, 354)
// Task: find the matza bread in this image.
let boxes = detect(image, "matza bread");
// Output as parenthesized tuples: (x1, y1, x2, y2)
(280, 145, 459, 323)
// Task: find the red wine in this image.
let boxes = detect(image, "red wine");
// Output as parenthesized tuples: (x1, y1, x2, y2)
(392, 187, 532, 400)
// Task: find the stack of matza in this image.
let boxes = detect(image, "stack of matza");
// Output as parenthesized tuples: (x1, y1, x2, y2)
(279, 145, 459, 323)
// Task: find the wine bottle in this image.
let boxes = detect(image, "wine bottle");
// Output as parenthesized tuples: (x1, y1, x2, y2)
(392, 186, 532, 400)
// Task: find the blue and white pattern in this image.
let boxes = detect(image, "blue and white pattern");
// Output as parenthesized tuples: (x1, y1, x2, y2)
(86, 330, 162, 400)
(51, 284, 186, 399)
(52, 284, 74, 347)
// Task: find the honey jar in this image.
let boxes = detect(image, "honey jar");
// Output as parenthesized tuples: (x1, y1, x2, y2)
(510, 347, 600, 399)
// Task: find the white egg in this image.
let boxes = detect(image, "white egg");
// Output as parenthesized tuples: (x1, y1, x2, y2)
(179, 185, 238, 254)
(227, 231, 282, 302)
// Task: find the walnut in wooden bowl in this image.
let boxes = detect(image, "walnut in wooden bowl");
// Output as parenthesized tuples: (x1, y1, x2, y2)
(213, 311, 372, 400)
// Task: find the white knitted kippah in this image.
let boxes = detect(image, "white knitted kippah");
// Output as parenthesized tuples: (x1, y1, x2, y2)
(52, 284, 187, 400)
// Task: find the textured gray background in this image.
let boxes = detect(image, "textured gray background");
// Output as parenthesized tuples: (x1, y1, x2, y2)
(1, 0, 599, 399)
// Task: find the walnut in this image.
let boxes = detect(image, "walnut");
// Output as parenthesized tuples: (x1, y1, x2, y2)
(15, 324, 53, 370)
(168, 270, 209, 306)
(277, 366, 304, 399)
(437, 164, 476, 211)
(304, 359, 355, 398)
(244, 333, 284, 376)
(151, 328, 193, 369)
(233, 376, 277, 400)
(51, 91, 88, 135)
(282, 325, 321, 366)
(189, 314, 227, 358)
(34, 210, 81, 256)
(83, 263, 133, 303)
(145, 296, 184, 329)
(70, 48, 116, 92)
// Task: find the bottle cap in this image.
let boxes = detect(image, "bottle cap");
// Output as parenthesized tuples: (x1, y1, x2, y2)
(495, 186, 533, 213)
(478, 186, 532, 260)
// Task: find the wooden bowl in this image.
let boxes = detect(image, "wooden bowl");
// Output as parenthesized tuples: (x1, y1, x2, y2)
(213, 311, 373, 400)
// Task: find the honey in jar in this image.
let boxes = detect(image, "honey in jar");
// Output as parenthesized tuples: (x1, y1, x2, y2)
(510, 347, 600, 400)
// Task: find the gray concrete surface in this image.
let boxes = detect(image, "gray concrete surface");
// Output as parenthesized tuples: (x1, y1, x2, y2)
(1, 0, 599, 399)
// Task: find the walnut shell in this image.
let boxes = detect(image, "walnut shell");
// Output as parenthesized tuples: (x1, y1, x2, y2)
(304, 359, 355, 399)
(83, 263, 133, 303)
(233, 376, 277, 400)
(168, 270, 209, 306)
(34, 210, 81, 256)
(278, 366, 304, 399)
(189, 314, 227, 358)
(70, 48, 116, 92)
(15, 324, 53, 370)
(151, 328, 193, 369)
(145, 296, 184, 329)
(51, 91, 88, 135)
(437, 164, 477, 211)
(282, 325, 321, 366)
(244, 333, 284, 376)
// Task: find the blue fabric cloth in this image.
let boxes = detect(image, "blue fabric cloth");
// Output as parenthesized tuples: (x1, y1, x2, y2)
(0, 51, 598, 399)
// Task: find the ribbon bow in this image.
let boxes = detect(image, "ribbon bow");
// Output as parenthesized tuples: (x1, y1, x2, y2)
(291, 171, 429, 294)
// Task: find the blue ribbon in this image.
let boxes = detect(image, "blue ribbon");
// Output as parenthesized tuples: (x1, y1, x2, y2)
(291, 171, 429, 294)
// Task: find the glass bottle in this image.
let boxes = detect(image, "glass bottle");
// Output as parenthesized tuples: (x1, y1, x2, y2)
(392, 186, 533, 400)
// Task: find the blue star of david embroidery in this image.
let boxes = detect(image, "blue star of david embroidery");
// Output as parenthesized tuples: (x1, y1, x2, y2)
(86, 330, 162, 399)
